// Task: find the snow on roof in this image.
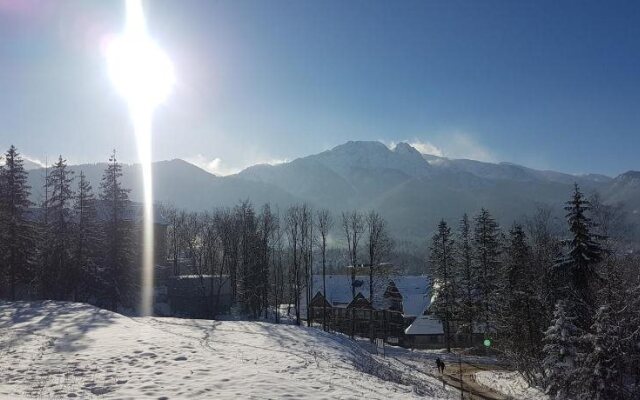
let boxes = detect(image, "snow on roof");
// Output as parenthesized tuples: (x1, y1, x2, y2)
(404, 315, 444, 335)
(305, 275, 431, 317)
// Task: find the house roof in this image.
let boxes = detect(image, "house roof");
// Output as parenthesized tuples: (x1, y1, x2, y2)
(404, 314, 487, 336)
(306, 274, 431, 317)
(404, 315, 444, 335)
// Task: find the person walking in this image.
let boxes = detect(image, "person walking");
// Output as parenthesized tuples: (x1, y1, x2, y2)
(436, 357, 446, 374)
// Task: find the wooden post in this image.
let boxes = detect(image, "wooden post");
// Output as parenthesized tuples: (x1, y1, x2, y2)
(350, 308, 355, 339)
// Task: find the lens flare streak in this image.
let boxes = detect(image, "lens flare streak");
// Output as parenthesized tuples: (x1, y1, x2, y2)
(106, 0, 174, 316)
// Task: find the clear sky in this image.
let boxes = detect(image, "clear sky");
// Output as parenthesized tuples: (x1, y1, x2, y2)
(0, 0, 638, 176)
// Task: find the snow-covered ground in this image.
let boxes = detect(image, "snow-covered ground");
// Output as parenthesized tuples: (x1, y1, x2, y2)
(0, 301, 461, 399)
(475, 370, 547, 400)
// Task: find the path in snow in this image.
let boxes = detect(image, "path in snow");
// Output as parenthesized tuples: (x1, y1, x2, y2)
(375, 345, 510, 400)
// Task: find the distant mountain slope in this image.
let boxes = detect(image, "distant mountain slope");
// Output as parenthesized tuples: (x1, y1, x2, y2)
(236, 141, 637, 241)
(25, 141, 639, 243)
(27, 159, 299, 211)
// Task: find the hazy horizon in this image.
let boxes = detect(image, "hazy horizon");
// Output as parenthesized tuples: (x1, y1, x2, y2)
(1, 0, 639, 177)
(9, 139, 635, 179)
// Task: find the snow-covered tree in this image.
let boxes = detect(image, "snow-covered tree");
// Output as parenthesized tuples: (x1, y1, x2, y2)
(0, 146, 35, 300)
(429, 219, 457, 352)
(555, 184, 604, 327)
(582, 304, 624, 400)
(544, 300, 584, 400)
(472, 208, 501, 338)
(497, 224, 545, 383)
(626, 279, 640, 397)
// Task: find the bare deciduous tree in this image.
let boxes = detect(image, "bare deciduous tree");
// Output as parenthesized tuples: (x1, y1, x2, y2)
(316, 209, 333, 331)
(342, 210, 364, 298)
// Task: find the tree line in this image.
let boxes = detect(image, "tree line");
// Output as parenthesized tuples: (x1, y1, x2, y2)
(161, 203, 394, 327)
(0, 146, 138, 310)
(428, 184, 640, 399)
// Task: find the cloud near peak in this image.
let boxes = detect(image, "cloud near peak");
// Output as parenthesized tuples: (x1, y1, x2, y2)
(185, 154, 288, 176)
(388, 133, 496, 163)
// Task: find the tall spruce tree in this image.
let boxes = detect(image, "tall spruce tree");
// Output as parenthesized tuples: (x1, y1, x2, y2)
(100, 150, 133, 311)
(0, 146, 34, 300)
(555, 184, 604, 327)
(497, 224, 545, 383)
(473, 208, 501, 339)
(42, 155, 74, 299)
(455, 213, 476, 345)
(429, 220, 457, 352)
(73, 171, 100, 301)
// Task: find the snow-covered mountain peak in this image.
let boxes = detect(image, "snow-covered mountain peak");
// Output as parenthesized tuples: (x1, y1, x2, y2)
(614, 170, 640, 186)
(393, 142, 420, 155)
(312, 140, 431, 179)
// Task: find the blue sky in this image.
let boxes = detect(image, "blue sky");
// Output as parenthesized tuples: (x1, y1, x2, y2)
(0, 0, 638, 176)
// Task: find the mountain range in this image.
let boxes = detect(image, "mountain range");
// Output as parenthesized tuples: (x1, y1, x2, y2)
(26, 141, 640, 243)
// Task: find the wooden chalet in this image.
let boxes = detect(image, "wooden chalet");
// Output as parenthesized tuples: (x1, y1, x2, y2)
(302, 275, 431, 345)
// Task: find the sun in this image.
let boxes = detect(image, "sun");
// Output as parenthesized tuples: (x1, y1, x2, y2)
(106, 0, 175, 113)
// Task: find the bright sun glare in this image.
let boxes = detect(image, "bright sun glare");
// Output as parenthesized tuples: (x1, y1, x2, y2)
(106, 0, 174, 112)
(106, 0, 174, 317)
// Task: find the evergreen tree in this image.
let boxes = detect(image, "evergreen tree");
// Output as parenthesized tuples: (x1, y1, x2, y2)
(497, 225, 545, 383)
(42, 155, 74, 299)
(73, 171, 100, 301)
(555, 184, 604, 327)
(543, 300, 584, 400)
(0, 155, 6, 294)
(626, 279, 640, 397)
(100, 150, 134, 310)
(473, 208, 501, 338)
(0, 146, 35, 300)
(429, 220, 457, 352)
(582, 304, 624, 400)
(455, 213, 476, 345)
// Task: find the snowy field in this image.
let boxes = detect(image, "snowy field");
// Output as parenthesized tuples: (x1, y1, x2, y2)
(0, 301, 462, 399)
(475, 370, 547, 400)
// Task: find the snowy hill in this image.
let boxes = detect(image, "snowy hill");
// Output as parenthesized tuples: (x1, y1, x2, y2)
(0, 301, 459, 399)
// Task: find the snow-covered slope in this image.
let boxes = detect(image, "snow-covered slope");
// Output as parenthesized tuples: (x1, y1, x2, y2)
(476, 371, 548, 400)
(0, 301, 456, 399)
